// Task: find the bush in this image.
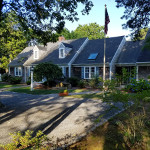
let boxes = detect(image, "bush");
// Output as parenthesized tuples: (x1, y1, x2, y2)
(104, 79, 117, 92)
(78, 80, 87, 88)
(26, 80, 31, 85)
(89, 76, 102, 89)
(117, 110, 146, 149)
(126, 79, 150, 93)
(67, 77, 79, 87)
(0, 130, 48, 150)
(1, 73, 11, 82)
(9, 76, 22, 84)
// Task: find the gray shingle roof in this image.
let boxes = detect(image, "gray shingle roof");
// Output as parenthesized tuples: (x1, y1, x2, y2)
(36, 45, 47, 51)
(137, 47, 150, 62)
(62, 43, 73, 48)
(8, 46, 34, 67)
(33, 38, 87, 65)
(73, 36, 124, 65)
(116, 40, 144, 64)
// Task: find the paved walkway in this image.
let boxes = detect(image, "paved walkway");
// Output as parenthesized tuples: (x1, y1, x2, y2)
(0, 91, 125, 147)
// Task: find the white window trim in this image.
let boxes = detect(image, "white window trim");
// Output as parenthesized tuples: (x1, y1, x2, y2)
(84, 66, 96, 79)
(59, 48, 65, 58)
(34, 50, 39, 59)
(15, 67, 22, 76)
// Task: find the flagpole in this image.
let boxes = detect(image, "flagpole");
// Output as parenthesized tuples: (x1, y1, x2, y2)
(103, 33, 106, 82)
(103, 5, 106, 85)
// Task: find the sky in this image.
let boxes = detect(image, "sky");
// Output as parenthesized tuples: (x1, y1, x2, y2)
(64, 0, 131, 38)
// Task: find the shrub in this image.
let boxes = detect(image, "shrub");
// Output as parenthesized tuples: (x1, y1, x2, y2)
(89, 76, 102, 89)
(26, 80, 31, 85)
(78, 80, 87, 88)
(9, 76, 22, 84)
(67, 77, 79, 87)
(126, 79, 150, 93)
(104, 79, 117, 92)
(0, 130, 48, 149)
(1, 73, 11, 82)
(117, 109, 146, 149)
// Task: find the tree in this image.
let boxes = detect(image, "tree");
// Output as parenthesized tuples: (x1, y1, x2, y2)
(0, 12, 28, 71)
(33, 62, 63, 86)
(74, 23, 105, 40)
(0, 0, 93, 44)
(115, 0, 150, 38)
(57, 28, 78, 40)
(133, 28, 149, 41)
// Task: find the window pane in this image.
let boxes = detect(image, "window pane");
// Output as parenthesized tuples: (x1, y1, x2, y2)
(60, 49, 64, 57)
(85, 67, 89, 73)
(85, 73, 89, 78)
(18, 68, 22, 76)
(16, 68, 18, 76)
(91, 67, 95, 78)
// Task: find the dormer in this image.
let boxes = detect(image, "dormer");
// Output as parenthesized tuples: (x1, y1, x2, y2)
(59, 43, 73, 59)
(33, 45, 47, 60)
(33, 45, 39, 59)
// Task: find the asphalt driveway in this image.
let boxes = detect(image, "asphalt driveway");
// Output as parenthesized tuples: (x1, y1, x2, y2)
(0, 91, 124, 146)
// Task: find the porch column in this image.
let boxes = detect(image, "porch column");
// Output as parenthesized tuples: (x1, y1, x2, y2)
(109, 65, 112, 80)
(24, 67, 26, 82)
(69, 65, 71, 78)
(136, 65, 139, 81)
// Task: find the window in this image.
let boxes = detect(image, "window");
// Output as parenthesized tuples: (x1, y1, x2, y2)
(15, 67, 22, 76)
(88, 53, 98, 60)
(84, 67, 96, 79)
(34, 50, 39, 59)
(59, 48, 65, 58)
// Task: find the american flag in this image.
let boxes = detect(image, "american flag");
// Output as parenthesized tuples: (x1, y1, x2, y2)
(105, 6, 110, 34)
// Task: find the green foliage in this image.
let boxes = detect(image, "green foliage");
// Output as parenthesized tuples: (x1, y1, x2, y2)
(78, 79, 87, 88)
(74, 23, 105, 40)
(117, 109, 146, 149)
(104, 90, 130, 109)
(0, 12, 28, 70)
(0, 130, 48, 150)
(116, 0, 149, 39)
(33, 62, 63, 87)
(0, 0, 93, 45)
(103, 79, 117, 92)
(26, 80, 31, 85)
(67, 77, 79, 87)
(133, 28, 149, 41)
(127, 79, 150, 93)
(9, 76, 22, 84)
(89, 76, 102, 89)
(1, 73, 11, 82)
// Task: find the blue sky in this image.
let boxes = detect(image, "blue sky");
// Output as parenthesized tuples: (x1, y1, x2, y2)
(65, 0, 131, 38)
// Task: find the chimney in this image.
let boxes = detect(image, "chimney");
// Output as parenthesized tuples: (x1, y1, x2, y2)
(58, 36, 65, 42)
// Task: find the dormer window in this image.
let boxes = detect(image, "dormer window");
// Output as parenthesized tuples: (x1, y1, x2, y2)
(34, 50, 39, 59)
(59, 48, 65, 58)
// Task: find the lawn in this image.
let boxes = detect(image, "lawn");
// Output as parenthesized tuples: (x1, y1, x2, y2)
(7, 87, 90, 95)
(0, 83, 22, 89)
(68, 101, 150, 150)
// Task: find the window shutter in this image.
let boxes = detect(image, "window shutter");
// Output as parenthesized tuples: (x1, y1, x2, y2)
(96, 67, 99, 76)
(81, 67, 84, 79)
(64, 67, 66, 77)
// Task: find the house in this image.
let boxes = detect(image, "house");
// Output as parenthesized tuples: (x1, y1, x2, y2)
(8, 30, 150, 82)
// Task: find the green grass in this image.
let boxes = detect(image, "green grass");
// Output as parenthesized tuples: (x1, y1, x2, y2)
(7, 87, 89, 95)
(68, 93, 103, 99)
(0, 83, 22, 89)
